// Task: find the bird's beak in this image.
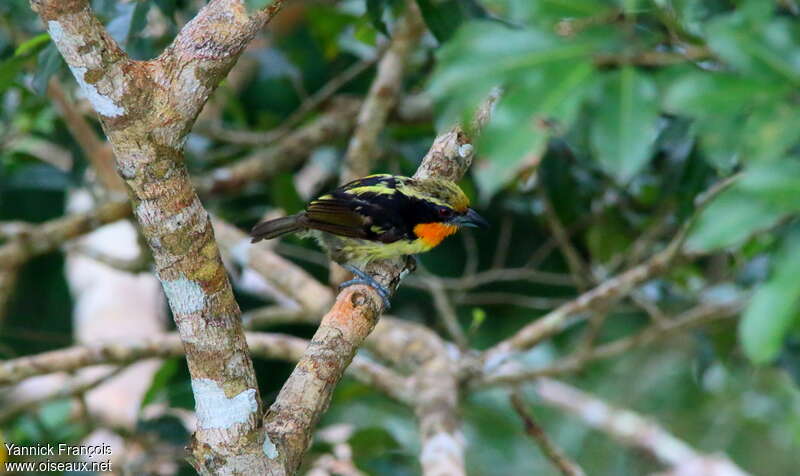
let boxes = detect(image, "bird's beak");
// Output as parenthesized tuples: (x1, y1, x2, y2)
(452, 208, 489, 229)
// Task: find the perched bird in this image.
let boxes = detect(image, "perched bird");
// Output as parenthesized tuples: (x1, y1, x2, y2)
(250, 174, 488, 307)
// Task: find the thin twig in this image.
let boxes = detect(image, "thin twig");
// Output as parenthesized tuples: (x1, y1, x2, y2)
(509, 391, 586, 476)
(427, 277, 468, 348)
(482, 175, 739, 364)
(491, 214, 514, 269)
(538, 189, 592, 290)
(0, 366, 126, 423)
(198, 55, 379, 146)
(476, 301, 741, 386)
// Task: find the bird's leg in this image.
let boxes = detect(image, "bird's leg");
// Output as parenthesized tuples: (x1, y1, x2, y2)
(339, 264, 392, 309)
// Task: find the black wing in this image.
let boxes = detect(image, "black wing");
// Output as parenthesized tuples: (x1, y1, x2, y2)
(304, 175, 417, 243)
(305, 195, 371, 239)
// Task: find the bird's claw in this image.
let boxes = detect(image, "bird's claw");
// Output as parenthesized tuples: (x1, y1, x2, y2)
(339, 265, 392, 309)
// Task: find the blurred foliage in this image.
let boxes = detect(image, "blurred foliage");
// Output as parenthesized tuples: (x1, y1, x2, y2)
(1, 0, 800, 475)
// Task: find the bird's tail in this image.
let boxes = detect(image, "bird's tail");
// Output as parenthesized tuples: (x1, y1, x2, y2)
(250, 213, 307, 243)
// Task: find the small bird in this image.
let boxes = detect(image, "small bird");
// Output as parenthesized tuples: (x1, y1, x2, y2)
(250, 174, 488, 307)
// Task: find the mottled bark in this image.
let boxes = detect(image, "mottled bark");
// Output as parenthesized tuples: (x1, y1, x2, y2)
(29, 0, 286, 473)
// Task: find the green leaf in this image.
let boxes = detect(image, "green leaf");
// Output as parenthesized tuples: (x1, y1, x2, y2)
(0, 55, 27, 94)
(32, 43, 63, 96)
(739, 103, 800, 164)
(476, 61, 594, 198)
(664, 72, 799, 168)
(469, 307, 486, 334)
(141, 358, 181, 408)
(366, 0, 389, 36)
(687, 160, 800, 251)
(505, 0, 615, 23)
(590, 67, 659, 182)
(706, 12, 800, 85)
(686, 189, 785, 251)
(740, 226, 800, 363)
(416, 0, 465, 42)
(415, 0, 492, 43)
(428, 21, 595, 198)
(737, 160, 800, 206)
(430, 22, 592, 107)
(0, 32, 53, 94)
(14, 33, 50, 57)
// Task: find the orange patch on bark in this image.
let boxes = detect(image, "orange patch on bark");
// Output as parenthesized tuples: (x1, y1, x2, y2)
(413, 223, 458, 248)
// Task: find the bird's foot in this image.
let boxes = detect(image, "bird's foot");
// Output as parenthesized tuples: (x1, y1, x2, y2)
(339, 264, 392, 309)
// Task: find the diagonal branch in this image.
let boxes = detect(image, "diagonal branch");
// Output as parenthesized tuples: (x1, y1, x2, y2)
(509, 391, 585, 476)
(534, 379, 749, 476)
(0, 200, 132, 269)
(260, 90, 500, 474)
(339, 1, 425, 183)
(481, 174, 738, 370)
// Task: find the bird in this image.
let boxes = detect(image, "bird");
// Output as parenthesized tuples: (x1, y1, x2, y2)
(250, 174, 488, 308)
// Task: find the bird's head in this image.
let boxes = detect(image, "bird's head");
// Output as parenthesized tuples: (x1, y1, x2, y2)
(406, 178, 488, 248)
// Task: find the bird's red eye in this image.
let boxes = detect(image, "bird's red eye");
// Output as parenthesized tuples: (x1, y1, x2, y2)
(439, 208, 453, 218)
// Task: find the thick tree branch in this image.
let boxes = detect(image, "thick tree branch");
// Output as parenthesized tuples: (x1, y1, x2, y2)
(156, 0, 285, 129)
(30, 0, 288, 473)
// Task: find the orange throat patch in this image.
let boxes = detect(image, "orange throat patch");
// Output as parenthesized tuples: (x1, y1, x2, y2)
(413, 223, 458, 249)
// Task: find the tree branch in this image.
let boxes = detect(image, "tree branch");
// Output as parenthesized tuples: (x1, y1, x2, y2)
(482, 240, 685, 367)
(533, 379, 749, 476)
(339, 1, 424, 183)
(0, 200, 132, 269)
(509, 391, 585, 476)
(259, 90, 500, 474)
(0, 332, 411, 403)
(482, 174, 737, 369)
(30, 0, 288, 472)
(367, 318, 466, 476)
(195, 97, 362, 195)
